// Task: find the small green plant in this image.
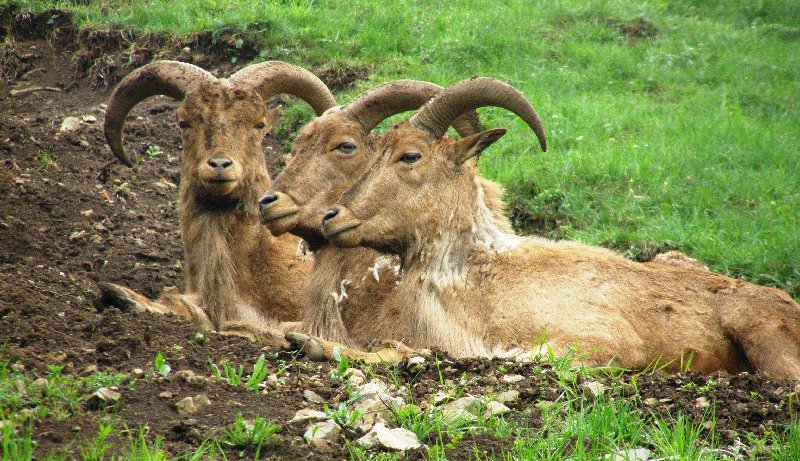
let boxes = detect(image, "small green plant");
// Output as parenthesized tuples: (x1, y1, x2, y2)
(145, 145, 162, 158)
(330, 346, 351, 382)
(222, 413, 280, 460)
(38, 149, 53, 168)
(78, 420, 114, 461)
(153, 352, 171, 377)
(324, 402, 362, 431)
(1, 418, 35, 461)
(244, 354, 269, 392)
(209, 359, 244, 386)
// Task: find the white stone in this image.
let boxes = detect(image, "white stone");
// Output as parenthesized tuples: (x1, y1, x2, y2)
(405, 355, 426, 374)
(304, 420, 341, 444)
(81, 115, 97, 123)
(288, 409, 329, 425)
(357, 423, 421, 451)
(500, 374, 524, 383)
(59, 116, 82, 133)
(494, 389, 520, 404)
(86, 388, 121, 410)
(606, 447, 651, 461)
(581, 381, 608, 397)
(175, 397, 197, 414)
(303, 389, 325, 404)
(483, 400, 511, 417)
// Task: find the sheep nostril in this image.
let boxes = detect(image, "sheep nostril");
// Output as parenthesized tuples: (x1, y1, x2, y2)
(322, 207, 339, 224)
(208, 156, 233, 170)
(259, 193, 279, 207)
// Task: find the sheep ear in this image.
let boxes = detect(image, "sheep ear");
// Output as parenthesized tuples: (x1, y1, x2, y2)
(451, 128, 507, 165)
(264, 105, 283, 133)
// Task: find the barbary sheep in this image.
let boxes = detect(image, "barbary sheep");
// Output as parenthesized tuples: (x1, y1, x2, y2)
(321, 77, 800, 379)
(99, 60, 335, 342)
(259, 80, 513, 359)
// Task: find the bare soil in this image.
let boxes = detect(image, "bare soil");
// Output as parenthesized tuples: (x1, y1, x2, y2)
(1, 9, 797, 460)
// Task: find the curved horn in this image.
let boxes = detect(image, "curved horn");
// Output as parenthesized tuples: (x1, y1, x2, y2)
(410, 77, 547, 151)
(341, 80, 481, 137)
(229, 61, 336, 116)
(104, 60, 216, 166)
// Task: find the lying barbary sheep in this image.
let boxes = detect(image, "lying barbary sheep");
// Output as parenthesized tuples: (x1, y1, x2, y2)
(99, 60, 335, 342)
(321, 77, 800, 379)
(259, 80, 512, 359)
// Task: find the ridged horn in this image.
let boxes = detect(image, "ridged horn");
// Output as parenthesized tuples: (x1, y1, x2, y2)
(340, 80, 482, 137)
(104, 60, 217, 166)
(229, 61, 336, 116)
(410, 77, 547, 151)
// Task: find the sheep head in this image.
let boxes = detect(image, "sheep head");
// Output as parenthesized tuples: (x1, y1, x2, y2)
(321, 77, 546, 252)
(259, 80, 481, 247)
(103, 60, 335, 208)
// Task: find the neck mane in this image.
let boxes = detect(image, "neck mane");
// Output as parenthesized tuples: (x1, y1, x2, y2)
(180, 171, 269, 328)
(399, 175, 522, 356)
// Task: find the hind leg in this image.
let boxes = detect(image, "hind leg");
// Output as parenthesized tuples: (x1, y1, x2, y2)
(220, 320, 290, 350)
(98, 282, 214, 330)
(98, 282, 169, 315)
(286, 333, 417, 364)
(723, 291, 800, 380)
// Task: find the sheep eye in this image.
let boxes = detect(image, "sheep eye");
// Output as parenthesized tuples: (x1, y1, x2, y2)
(178, 120, 191, 129)
(335, 142, 357, 154)
(399, 152, 421, 164)
(255, 121, 266, 129)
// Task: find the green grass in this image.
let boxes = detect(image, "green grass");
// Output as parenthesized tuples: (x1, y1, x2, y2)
(4, 0, 798, 297)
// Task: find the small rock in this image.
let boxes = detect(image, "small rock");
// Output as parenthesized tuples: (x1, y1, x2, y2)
(440, 396, 482, 423)
(404, 355, 427, 374)
(606, 447, 651, 461)
(351, 382, 403, 417)
(32, 377, 48, 395)
(175, 397, 197, 415)
(83, 364, 99, 375)
(59, 116, 82, 133)
(483, 400, 511, 417)
(304, 420, 341, 444)
(158, 391, 173, 399)
(81, 115, 97, 123)
(500, 374, 524, 384)
(433, 391, 449, 405)
(69, 230, 86, 241)
(581, 381, 608, 398)
(266, 374, 279, 387)
(11, 363, 25, 373)
(173, 369, 196, 383)
(86, 388, 121, 410)
(494, 390, 520, 404)
(193, 393, 211, 408)
(303, 389, 326, 404)
(643, 397, 658, 406)
(288, 409, 329, 425)
(340, 368, 365, 386)
(81, 209, 94, 218)
(131, 368, 144, 377)
(695, 396, 710, 409)
(357, 422, 421, 451)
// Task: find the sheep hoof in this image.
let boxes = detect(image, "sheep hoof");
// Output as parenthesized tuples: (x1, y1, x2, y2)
(97, 282, 148, 314)
(286, 332, 334, 361)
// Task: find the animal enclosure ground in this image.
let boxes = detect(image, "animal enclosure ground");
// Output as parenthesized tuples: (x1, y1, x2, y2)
(1, 6, 799, 461)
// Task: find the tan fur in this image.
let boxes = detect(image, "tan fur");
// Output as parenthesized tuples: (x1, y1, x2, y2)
(323, 121, 800, 379)
(262, 111, 512, 352)
(101, 83, 311, 339)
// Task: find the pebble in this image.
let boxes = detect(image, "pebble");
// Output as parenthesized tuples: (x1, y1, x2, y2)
(484, 400, 511, 417)
(85, 388, 121, 410)
(500, 374, 524, 384)
(494, 389, 520, 404)
(158, 391, 173, 399)
(175, 397, 197, 415)
(357, 422, 421, 451)
(288, 408, 329, 425)
(303, 420, 341, 444)
(303, 389, 326, 404)
(581, 381, 608, 398)
(59, 116, 82, 133)
(606, 447, 651, 461)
